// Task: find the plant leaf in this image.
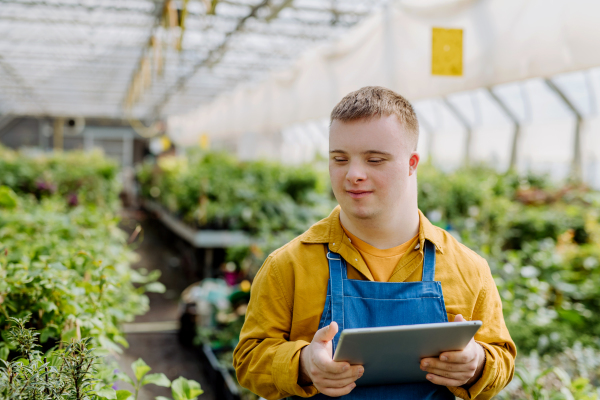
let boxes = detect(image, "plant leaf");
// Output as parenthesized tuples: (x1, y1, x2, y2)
(117, 372, 134, 386)
(96, 387, 117, 400)
(116, 389, 133, 400)
(144, 282, 167, 293)
(61, 327, 77, 342)
(142, 373, 171, 388)
(171, 377, 203, 400)
(0, 186, 18, 208)
(132, 358, 152, 382)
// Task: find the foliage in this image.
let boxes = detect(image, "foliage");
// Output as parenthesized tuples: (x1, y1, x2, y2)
(499, 343, 600, 399)
(0, 145, 119, 208)
(0, 146, 160, 355)
(136, 151, 335, 235)
(0, 318, 203, 400)
(0, 317, 112, 400)
(0, 188, 163, 355)
(416, 164, 600, 356)
(117, 358, 202, 400)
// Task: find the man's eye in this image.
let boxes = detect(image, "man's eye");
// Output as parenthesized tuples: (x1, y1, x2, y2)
(334, 158, 347, 162)
(368, 159, 384, 163)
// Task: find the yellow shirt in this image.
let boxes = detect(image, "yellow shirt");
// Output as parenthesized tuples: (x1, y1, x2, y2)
(342, 225, 418, 282)
(233, 206, 516, 400)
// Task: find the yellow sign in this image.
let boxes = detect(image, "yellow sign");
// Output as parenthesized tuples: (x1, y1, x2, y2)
(160, 135, 172, 151)
(431, 27, 463, 76)
(199, 133, 210, 149)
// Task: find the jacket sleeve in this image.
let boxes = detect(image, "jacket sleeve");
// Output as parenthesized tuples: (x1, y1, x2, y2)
(448, 259, 517, 400)
(233, 254, 319, 399)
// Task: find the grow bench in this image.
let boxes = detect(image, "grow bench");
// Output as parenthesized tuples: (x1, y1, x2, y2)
(141, 199, 252, 278)
(196, 342, 241, 400)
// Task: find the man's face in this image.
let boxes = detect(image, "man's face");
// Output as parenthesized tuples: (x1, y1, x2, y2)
(329, 115, 419, 221)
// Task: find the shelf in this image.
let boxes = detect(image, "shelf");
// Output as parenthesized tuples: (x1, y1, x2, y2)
(142, 199, 252, 248)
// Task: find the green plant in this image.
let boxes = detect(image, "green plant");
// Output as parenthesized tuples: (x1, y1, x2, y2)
(0, 189, 163, 354)
(0, 317, 203, 400)
(0, 145, 119, 208)
(136, 151, 335, 235)
(116, 358, 203, 400)
(499, 344, 600, 399)
(415, 164, 600, 355)
(0, 316, 114, 400)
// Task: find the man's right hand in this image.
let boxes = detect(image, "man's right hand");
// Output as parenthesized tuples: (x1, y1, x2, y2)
(299, 322, 364, 397)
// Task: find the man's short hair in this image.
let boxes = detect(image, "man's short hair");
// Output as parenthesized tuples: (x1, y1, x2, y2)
(330, 86, 419, 151)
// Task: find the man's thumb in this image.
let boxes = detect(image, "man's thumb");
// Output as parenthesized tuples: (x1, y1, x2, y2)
(314, 321, 338, 343)
(454, 314, 466, 322)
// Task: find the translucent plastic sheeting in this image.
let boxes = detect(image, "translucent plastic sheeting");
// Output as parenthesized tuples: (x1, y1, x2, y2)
(268, 68, 600, 188)
(169, 0, 600, 143)
(0, 0, 388, 119)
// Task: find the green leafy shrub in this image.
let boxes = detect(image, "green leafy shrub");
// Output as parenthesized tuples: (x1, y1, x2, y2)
(499, 343, 600, 399)
(0, 145, 119, 208)
(0, 317, 112, 400)
(117, 358, 203, 400)
(0, 189, 162, 355)
(416, 164, 600, 355)
(136, 151, 335, 234)
(0, 317, 203, 400)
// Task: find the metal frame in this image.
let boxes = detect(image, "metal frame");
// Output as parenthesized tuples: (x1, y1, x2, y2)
(486, 87, 521, 171)
(0, 0, 389, 120)
(442, 96, 473, 166)
(544, 78, 583, 181)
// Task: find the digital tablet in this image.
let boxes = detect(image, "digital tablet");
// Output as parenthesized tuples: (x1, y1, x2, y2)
(332, 321, 482, 386)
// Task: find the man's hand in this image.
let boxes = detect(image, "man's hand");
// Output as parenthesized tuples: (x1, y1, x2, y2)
(420, 315, 486, 387)
(299, 322, 364, 397)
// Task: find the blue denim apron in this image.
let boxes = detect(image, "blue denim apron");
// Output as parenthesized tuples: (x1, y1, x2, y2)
(303, 240, 454, 400)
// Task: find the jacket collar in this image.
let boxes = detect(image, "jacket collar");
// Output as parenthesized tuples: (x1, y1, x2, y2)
(300, 205, 445, 270)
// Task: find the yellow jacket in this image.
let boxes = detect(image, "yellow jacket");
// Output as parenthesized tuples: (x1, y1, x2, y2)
(233, 206, 516, 399)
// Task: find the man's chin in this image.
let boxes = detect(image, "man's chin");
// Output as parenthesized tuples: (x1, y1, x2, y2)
(345, 206, 377, 220)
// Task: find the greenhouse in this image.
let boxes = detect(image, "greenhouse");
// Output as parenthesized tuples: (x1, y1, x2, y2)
(2, 0, 600, 399)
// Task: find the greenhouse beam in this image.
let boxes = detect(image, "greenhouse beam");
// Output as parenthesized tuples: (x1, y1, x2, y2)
(416, 111, 436, 165)
(544, 78, 583, 182)
(442, 97, 472, 167)
(486, 87, 521, 172)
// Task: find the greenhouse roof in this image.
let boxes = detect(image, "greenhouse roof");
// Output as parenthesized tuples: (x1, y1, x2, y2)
(0, 0, 389, 120)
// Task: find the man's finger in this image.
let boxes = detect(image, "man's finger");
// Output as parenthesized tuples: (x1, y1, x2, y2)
(317, 373, 362, 388)
(316, 363, 363, 379)
(421, 359, 474, 373)
(314, 353, 351, 375)
(319, 382, 357, 397)
(424, 367, 473, 380)
(454, 314, 466, 322)
(313, 321, 338, 343)
(438, 347, 475, 364)
(425, 373, 465, 387)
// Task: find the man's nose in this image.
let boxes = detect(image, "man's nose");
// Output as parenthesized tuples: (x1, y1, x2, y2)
(346, 161, 367, 183)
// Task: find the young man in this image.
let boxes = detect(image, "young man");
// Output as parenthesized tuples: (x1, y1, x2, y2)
(233, 86, 516, 399)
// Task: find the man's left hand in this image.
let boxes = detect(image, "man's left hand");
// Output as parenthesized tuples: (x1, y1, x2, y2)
(419, 314, 486, 387)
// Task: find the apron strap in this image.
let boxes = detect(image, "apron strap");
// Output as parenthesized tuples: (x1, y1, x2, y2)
(422, 240, 437, 282)
(326, 247, 345, 351)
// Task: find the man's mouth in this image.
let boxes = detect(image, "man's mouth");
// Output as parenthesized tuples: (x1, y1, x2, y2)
(346, 190, 372, 199)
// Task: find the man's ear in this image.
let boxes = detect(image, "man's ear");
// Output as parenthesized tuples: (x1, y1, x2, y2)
(408, 152, 420, 176)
